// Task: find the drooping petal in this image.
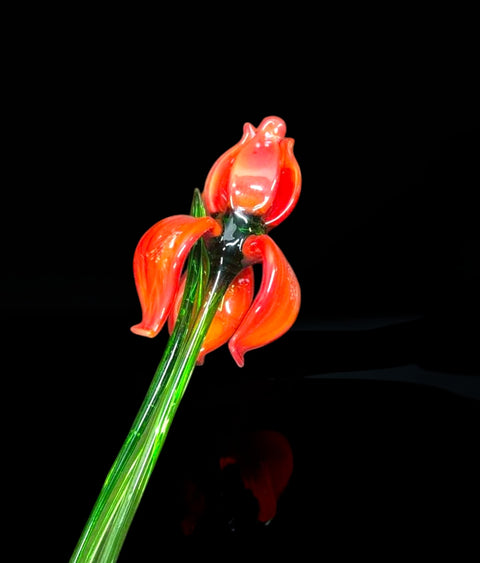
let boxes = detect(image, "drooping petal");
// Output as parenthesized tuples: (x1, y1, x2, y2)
(264, 137, 302, 229)
(131, 215, 221, 338)
(168, 267, 255, 364)
(228, 235, 301, 367)
(203, 122, 256, 215)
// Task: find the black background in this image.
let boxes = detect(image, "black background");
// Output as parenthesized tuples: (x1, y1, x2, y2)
(4, 9, 479, 561)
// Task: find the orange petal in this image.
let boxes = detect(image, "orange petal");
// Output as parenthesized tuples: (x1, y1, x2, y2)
(264, 137, 302, 229)
(202, 122, 256, 215)
(131, 215, 221, 338)
(228, 235, 300, 367)
(168, 267, 255, 364)
(228, 118, 284, 216)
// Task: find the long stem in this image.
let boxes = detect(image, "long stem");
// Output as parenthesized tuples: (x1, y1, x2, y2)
(70, 268, 235, 563)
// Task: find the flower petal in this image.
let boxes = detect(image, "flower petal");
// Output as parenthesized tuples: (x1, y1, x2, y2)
(131, 215, 221, 338)
(203, 122, 256, 215)
(264, 137, 302, 229)
(219, 430, 293, 523)
(168, 267, 255, 364)
(228, 117, 285, 216)
(228, 235, 301, 367)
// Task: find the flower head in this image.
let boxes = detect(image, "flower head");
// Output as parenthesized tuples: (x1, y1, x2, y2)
(131, 116, 301, 367)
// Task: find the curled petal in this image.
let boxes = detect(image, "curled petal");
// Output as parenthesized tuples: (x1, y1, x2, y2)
(202, 116, 301, 225)
(131, 215, 221, 338)
(228, 117, 285, 216)
(228, 235, 301, 367)
(168, 267, 255, 364)
(264, 137, 302, 229)
(203, 122, 256, 215)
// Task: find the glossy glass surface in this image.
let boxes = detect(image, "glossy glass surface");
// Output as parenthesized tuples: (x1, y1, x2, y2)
(169, 266, 255, 365)
(229, 234, 301, 367)
(202, 116, 301, 229)
(131, 214, 221, 337)
(203, 122, 256, 215)
(263, 136, 302, 229)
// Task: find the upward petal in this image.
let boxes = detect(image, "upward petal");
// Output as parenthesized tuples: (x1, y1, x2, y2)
(264, 137, 302, 229)
(228, 235, 301, 367)
(202, 122, 256, 215)
(131, 215, 221, 338)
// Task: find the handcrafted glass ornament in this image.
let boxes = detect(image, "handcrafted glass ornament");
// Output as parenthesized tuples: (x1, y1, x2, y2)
(71, 116, 301, 562)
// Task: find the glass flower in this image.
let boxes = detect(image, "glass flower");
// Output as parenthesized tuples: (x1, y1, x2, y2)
(131, 116, 302, 367)
(71, 116, 303, 562)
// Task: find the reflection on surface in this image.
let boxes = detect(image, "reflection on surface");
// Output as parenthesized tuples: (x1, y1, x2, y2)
(178, 430, 293, 536)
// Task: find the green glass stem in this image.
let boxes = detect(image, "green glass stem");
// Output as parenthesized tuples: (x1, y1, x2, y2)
(70, 268, 236, 563)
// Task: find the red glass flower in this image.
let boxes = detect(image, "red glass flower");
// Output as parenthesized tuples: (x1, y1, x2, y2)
(131, 116, 301, 367)
(72, 117, 303, 563)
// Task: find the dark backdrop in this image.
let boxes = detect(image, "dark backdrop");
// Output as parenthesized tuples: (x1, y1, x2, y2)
(4, 11, 479, 561)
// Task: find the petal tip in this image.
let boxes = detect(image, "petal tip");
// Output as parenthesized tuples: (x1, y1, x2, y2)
(228, 338, 245, 368)
(130, 324, 158, 338)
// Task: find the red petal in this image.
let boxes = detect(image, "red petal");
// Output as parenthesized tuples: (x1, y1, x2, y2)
(168, 267, 255, 364)
(264, 137, 302, 229)
(131, 215, 221, 338)
(228, 117, 285, 216)
(228, 235, 301, 367)
(202, 122, 256, 215)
